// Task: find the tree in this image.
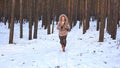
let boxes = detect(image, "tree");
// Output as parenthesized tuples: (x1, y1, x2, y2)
(99, 0, 106, 42)
(7, 0, 11, 29)
(96, 0, 101, 31)
(106, 0, 111, 35)
(3, 0, 7, 25)
(28, 0, 33, 40)
(20, 0, 23, 38)
(42, 0, 47, 29)
(47, 0, 51, 34)
(33, 0, 39, 39)
(68, 0, 72, 28)
(82, 0, 86, 34)
(51, 0, 55, 33)
(85, 0, 91, 30)
(110, 0, 118, 39)
(79, 0, 85, 29)
(118, 0, 120, 27)
(9, 0, 15, 44)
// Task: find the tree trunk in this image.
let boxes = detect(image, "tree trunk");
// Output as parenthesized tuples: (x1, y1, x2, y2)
(96, 0, 101, 31)
(82, 0, 86, 34)
(42, 0, 47, 29)
(20, 0, 23, 38)
(33, 0, 39, 39)
(28, 0, 32, 40)
(85, 0, 90, 30)
(118, 0, 120, 27)
(47, 0, 51, 34)
(8, 0, 11, 29)
(68, 0, 72, 29)
(107, 0, 111, 34)
(3, 0, 7, 25)
(99, 0, 106, 42)
(9, 0, 15, 44)
(111, 0, 118, 39)
(51, 0, 55, 33)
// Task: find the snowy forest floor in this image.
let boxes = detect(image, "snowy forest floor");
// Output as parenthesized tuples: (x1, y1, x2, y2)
(0, 21, 120, 68)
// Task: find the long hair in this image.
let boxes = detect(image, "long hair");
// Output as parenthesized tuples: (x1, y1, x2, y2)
(58, 14, 68, 23)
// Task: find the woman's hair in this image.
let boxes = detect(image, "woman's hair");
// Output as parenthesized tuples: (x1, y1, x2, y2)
(59, 14, 68, 23)
(60, 16, 66, 22)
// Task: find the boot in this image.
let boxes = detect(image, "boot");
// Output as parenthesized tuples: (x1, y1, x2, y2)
(62, 45, 65, 52)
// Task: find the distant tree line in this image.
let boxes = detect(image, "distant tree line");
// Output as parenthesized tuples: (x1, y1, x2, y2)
(0, 0, 120, 44)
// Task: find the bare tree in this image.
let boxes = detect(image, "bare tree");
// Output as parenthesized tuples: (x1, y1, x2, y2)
(111, 0, 118, 39)
(28, 0, 33, 40)
(33, 0, 39, 39)
(3, 0, 7, 25)
(9, 0, 15, 44)
(47, 0, 51, 34)
(20, 0, 23, 38)
(96, 0, 101, 31)
(99, 0, 106, 42)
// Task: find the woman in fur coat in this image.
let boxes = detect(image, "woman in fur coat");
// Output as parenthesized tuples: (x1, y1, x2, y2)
(57, 14, 70, 52)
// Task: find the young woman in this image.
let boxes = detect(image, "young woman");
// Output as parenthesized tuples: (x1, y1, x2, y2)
(57, 14, 70, 52)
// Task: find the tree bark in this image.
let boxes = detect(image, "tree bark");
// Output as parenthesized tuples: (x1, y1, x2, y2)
(82, 0, 86, 34)
(99, 0, 106, 42)
(9, 0, 15, 44)
(85, 0, 90, 30)
(96, 0, 101, 31)
(111, 0, 118, 39)
(3, 0, 7, 25)
(47, 0, 51, 34)
(28, 0, 32, 40)
(20, 0, 23, 38)
(33, 0, 39, 39)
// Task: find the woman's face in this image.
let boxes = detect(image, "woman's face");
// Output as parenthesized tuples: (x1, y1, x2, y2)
(61, 16, 65, 22)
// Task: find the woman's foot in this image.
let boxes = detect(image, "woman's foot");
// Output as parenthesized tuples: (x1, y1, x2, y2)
(62, 45, 65, 52)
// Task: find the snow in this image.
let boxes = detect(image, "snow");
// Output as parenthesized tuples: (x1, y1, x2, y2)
(0, 20, 120, 68)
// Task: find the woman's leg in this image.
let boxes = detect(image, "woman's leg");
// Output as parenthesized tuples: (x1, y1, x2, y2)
(62, 35, 67, 47)
(59, 35, 67, 46)
(59, 35, 67, 52)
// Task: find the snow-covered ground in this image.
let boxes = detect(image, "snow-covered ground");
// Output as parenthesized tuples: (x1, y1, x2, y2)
(0, 20, 120, 68)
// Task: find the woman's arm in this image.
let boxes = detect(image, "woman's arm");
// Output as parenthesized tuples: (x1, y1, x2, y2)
(65, 23, 70, 31)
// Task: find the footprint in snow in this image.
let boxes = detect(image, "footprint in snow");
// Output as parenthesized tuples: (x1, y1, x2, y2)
(104, 61, 107, 64)
(1, 54, 4, 56)
(10, 59, 15, 61)
(55, 66, 60, 68)
(22, 62, 25, 65)
(78, 38, 82, 40)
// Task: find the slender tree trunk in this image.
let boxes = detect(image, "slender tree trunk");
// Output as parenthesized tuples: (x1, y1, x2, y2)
(96, 0, 100, 31)
(83, 0, 86, 34)
(107, 0, 111, 34)
(99, 0, 106, 42)
(47, 0, 51, 34)
(85, 0, 90, 30)
(111, 0, 118, 39)
(73, 0, 78, 26)
(52, 20, 54, 33)
(118, 0, 120, 27)
(78, 0, 81, 28)
(3, 0, 7, 25)
(28, 0, 32, 40)
(79, 0, 85, 29)
(8, 0, 11, 29)
(42, 0, 47, 29)
(9, 0, 15, 44)
(20, 0, 23, 38)
(68, 0, 72, 29)
(52, 0, 55, 33)
(33, 0, 39, 39)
